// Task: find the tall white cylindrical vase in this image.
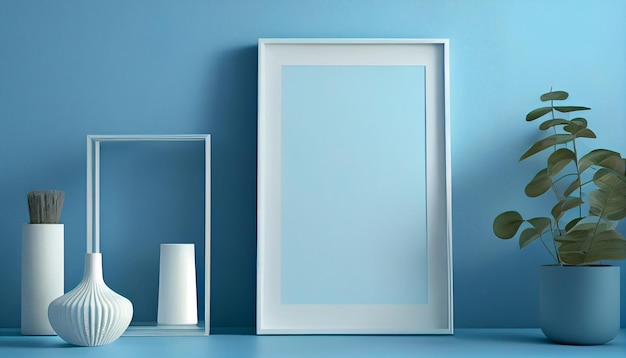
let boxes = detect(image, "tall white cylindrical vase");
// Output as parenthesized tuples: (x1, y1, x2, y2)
(21, 223, 64, 335)
(157, 244, 198, 325)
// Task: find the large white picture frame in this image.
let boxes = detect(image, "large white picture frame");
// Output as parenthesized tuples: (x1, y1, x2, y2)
(87, 134, 211, 336)
(257, 38, 452, 335)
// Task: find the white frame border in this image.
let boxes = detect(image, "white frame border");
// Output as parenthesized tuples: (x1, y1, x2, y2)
(86, 134, 211, 336)
(257, 38, 453, 335)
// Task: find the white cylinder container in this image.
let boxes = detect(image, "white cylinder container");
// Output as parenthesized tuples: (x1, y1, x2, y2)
(157, 243, 198, 325)
(21, 223, 64, 335)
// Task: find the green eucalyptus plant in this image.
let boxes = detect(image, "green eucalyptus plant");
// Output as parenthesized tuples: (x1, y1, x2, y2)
(493, 89, 626, 265)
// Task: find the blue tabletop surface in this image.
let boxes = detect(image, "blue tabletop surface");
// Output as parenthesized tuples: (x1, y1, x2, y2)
(0, 329, 624, 357)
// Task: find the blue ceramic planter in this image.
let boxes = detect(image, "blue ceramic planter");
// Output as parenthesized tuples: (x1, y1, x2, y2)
(540, 265, 620, 345)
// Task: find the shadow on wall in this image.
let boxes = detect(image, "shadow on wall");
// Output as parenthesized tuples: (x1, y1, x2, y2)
(205, 45, 259, 330)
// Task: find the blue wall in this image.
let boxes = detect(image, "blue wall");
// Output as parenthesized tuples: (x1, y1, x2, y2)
(0, 0, 624, 329)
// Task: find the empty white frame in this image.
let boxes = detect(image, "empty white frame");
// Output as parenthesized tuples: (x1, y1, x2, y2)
(87, 134, 211, 336)
(257, 39, 452, 334)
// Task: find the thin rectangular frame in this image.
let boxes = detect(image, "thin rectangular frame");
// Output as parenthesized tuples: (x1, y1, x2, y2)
(87, 134, 211, 336)
(257, 38, 453, 334)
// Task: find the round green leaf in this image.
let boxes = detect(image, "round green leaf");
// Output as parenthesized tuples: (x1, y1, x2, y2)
(593, 168, 626, 190)
(551, 197, 583, 222)
(573, 128, 596, 139)
(525, 169, 552, 197)
(579, 149, 624, 174)
(540, 91, 568, 102)
(558, 251, 586, 265)
(519, 227, 540, 249)
(585, 230, 626, 262)
(564, 177, 581, 197)
(570, 117, 587, 127)
(493, 211, 524, 239)
(526, 107, 552, 121)
(565, 217, 584, 232)
(527, 217, 552, 231)
(589, 172, 626, 220)
(519, 134, 575, 161)
(554, 106, 591, 113)
(547, 148, 575, 176)
(539, 118, 570, 130)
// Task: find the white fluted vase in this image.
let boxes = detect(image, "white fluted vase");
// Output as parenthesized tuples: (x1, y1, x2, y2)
(48, 253, 133, 346)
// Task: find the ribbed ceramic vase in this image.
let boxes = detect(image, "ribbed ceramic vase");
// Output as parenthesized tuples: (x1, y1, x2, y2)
(48, 253, 133, 346)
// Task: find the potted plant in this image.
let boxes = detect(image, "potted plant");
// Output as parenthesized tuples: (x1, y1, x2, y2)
(493, 89, 626, 345)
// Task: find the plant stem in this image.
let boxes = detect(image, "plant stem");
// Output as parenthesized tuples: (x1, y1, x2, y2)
(571, 138, 583, 218)
(547, 102, 563, 264)
(548, 104, 564, 202)
(539, 231, 559, 263)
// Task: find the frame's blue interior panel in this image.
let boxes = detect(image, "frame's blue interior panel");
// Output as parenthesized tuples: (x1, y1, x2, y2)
(280, 65, 428, 305)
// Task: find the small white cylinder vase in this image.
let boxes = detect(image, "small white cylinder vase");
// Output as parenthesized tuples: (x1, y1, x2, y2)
(157, 244, 198, 325)
(21, 223, 64, 335)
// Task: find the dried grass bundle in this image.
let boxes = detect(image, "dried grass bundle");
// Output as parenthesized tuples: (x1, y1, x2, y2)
(27, 190, 65, 224)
